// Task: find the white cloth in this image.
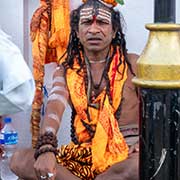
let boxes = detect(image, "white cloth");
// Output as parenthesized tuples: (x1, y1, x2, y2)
(0, 29, 35, 115)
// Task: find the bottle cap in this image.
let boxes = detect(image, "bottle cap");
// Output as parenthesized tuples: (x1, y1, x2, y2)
(4, 117, 12, 123)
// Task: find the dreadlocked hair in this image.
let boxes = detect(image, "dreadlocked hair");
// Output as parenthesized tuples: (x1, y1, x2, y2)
(70, 106, 79, 144)
(62, 5, 84, 73)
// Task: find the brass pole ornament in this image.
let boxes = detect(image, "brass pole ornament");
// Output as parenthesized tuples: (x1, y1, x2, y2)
(133, 23, 180, 89)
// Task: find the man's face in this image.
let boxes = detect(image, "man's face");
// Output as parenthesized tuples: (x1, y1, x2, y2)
(77, 6, 115, 53)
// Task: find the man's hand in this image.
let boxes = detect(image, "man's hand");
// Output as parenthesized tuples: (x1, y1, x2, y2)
(34, 151, 57, 180)
(95, 152, 139, 180)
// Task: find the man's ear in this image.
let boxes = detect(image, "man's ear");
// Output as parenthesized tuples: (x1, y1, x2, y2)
(112, 30, 117, 39)
(76, 30, 79, 38)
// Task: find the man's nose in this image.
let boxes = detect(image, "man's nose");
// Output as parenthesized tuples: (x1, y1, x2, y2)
(88, 22, 100, 34)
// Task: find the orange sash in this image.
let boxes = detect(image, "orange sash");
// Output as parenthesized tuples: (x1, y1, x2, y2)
(66, 50, 128, 172)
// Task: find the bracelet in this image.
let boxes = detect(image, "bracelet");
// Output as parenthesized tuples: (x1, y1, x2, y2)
(34, 146, 58, 160)
(35, 131, 58, 149)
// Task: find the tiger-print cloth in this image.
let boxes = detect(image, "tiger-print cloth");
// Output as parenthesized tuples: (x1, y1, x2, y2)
(56, 145, 99, 179)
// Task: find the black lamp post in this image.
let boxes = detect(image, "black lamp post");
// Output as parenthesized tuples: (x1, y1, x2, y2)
(154, 0, 176, 23)
(133, 0, 180, 180)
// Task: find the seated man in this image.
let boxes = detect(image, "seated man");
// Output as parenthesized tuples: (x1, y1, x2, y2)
(10, 0, 139, 179)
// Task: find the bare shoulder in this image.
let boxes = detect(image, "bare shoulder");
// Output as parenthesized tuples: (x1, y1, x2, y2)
(127, 53, 139, 74)
(127, 53, 139, 61)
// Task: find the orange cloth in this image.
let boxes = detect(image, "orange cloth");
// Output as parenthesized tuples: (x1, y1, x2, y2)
(57, 144, 97, 180)
(49, 0, 70, 61)
(66, 50, 129, 172)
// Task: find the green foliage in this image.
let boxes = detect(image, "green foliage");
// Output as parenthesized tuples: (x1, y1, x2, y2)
(116, 0, 124, 5)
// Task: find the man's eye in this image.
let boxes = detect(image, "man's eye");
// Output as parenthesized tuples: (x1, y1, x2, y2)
(97, 20, 109, 25)
(81, 20, 92, 25)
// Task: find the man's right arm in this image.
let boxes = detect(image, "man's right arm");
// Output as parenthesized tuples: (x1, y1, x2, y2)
(33, 65, 69, 180)
(40, 65, 69, 134)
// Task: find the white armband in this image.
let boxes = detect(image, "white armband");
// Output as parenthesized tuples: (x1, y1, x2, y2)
(48, 94, 68, 107)
(52, 77, 65, 85)
(47, 113, 60, 124)
(49, 86, 67, 96)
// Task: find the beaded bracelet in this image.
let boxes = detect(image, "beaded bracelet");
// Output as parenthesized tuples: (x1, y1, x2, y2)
(34, 131, 58, 160)
(34, 146, 58, 160)
(35, 131, 58, 149)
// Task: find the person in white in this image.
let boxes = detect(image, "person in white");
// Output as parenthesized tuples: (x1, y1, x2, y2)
(0, 29, 35, 115)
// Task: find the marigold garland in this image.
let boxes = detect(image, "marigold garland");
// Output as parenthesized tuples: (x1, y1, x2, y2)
(82, 0, 125, 7)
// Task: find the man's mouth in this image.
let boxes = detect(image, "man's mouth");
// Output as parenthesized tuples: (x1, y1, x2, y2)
(87, 37, 102, 43)
(87, 37, 102, 40)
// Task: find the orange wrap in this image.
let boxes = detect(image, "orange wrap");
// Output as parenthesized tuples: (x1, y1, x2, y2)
(66, 50, 128, 172)
(49, 0, 70, 61)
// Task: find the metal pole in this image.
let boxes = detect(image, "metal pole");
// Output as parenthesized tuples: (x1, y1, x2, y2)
(154, 0, 176, 23)
(133, 0, 180, 180)
(139, 88, 180, 180)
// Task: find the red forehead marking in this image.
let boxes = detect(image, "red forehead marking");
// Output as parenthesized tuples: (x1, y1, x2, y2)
(93, 15, 97, 22)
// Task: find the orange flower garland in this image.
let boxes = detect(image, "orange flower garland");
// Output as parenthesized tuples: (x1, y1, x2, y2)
(82, 0, 117, 7)
(82, 0, 125, 6)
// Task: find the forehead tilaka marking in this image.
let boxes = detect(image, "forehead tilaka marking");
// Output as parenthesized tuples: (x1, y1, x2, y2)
(80, 7, 111, 23)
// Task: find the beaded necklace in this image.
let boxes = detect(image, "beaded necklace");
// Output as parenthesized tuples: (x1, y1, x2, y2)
(84, 54, 109, 105)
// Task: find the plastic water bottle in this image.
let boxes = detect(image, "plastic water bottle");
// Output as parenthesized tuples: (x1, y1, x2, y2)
(0, 117, 18, 180)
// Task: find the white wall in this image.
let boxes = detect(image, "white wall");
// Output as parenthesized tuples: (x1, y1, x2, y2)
(0, 0, 30, 148)
(121, 0, 154, 54)
(0, 0, 180, 147)
(0, 0, 24, 53)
